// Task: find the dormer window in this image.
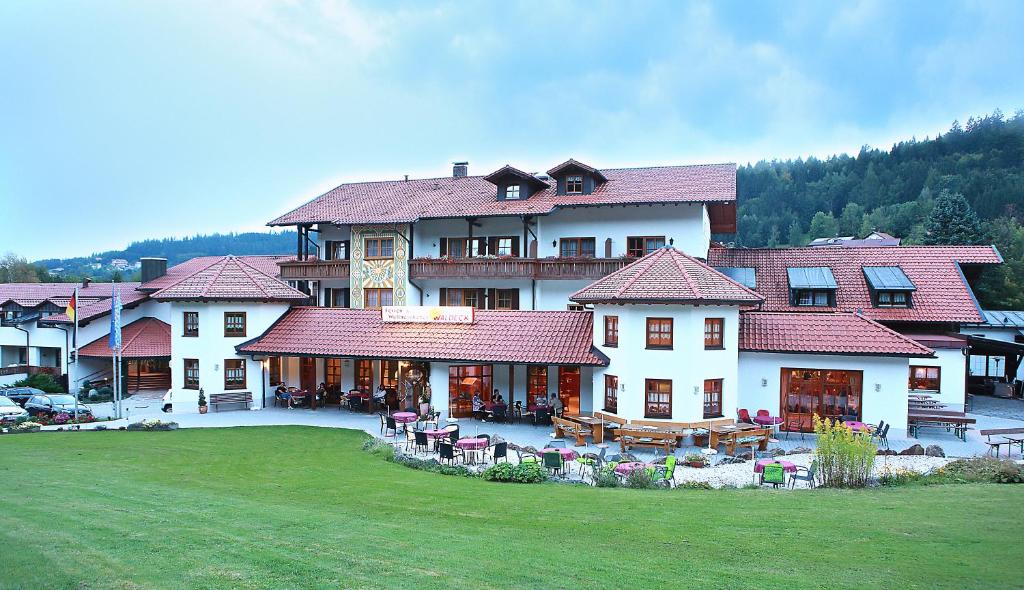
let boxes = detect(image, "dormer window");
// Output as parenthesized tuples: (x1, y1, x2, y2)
(547, 159, 607, 196)
(863, 266, 915, 308)
(505, 184, 520, 200)
(566, 175, 583, 194)
(484, 165, 549, 201)
(787, 267, 837, 307)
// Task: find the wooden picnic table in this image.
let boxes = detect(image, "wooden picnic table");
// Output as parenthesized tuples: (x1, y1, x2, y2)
(709, 423, 761, 448)
(565, 414, 605, 444)
(907, 411, 976, 441)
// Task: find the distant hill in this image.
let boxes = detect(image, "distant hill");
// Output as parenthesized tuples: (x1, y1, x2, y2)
(34, 231, 297, 281)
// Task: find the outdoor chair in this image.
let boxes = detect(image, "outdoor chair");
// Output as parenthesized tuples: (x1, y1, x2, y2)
(413, 431, 429, 455)
(874, 423, 890, 449)
(547, 439, 567, 449)
(404, 428, 416, 451)
(784, 416, 805, 440)
(516, 447, 539, 464)
(653, 455, 677, 488)
(384, 416, 398, 439)
(491, 406, 507, 423)
(378, 413, 387, 434)
(533, 409, 552, 427)
(738, 408, 754, 424)
(438, 442, 463, 465)
(543, 451, 564, 477)
(478, 434, 491, 445)
(760, 462, 786, 487)
(443, 424, 459, 445)
(513, 401, 524, 423)
(489, 441, 508, 463)
(789, 460, 818, 489)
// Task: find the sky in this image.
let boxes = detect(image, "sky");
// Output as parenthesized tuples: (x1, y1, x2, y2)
(1, 0, 1022, 260)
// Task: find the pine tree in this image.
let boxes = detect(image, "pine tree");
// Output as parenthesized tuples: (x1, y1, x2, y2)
(923, 191, 983, 245)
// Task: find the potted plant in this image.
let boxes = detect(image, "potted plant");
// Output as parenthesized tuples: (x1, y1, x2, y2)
(684, 452, 709, 468)
(198, 388, 208, 414)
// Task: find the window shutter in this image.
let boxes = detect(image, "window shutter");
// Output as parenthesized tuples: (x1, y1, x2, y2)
(529, 239, 538, 258)
(475, 237, 486, 257)
(478, 288, 488, 309)
(487, 288, 496, 310)
(511, 236, 520, 257)
(324, 241, 335, 261)
(511, 289, 520, 310)
(342, 240, 351, 260)
(439, 288, 448, 306)
(604, 238, 612, 258)
(440, 238, 448, 257)
(487, 237, 497, 256)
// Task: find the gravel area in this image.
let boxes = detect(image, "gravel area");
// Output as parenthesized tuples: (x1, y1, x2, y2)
(675, 453, 955, 489)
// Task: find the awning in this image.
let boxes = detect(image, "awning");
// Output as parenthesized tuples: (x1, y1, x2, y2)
(787, 267, 837, 289)
(863, 266, 916, 291)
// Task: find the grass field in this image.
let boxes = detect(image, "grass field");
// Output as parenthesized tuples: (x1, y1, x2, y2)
(1, 426, 1022, 589)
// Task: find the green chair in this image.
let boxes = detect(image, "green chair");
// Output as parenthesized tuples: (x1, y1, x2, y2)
(761, 462, 785, 487)
(653, 455, 677, 488)
(543, 451, 564, 477)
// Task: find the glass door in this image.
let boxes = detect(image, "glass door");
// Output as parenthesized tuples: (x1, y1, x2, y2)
(448, 365, 493, 418)
(781, 368, 862, 432)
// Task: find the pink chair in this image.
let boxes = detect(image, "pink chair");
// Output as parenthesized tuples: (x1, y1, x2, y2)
(738, 409, 754, 424)
(756, 409, 770, 419)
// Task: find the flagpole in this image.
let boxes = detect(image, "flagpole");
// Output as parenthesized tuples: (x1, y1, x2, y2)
(72, 286, 79, 420)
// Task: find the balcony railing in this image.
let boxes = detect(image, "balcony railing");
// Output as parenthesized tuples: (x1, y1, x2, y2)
(278, 259, 350, 281)
(0, 365, 60, 377)
(408, 257, 632, 280)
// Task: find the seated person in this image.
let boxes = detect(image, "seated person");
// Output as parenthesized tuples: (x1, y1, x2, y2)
(549, 393, 564, 416)
(471, 393, 485, 419)
(275, 385, 293, 409)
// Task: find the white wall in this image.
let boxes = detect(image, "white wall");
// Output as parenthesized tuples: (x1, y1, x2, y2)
(591, 303, 740, 422)
(168, 301, 291, 412)
(909, 348, 967, 407)
(737, 352, 911, 430)
(538, 203, 709, 259)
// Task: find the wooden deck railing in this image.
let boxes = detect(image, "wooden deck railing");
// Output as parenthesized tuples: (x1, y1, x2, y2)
(0, 365, 60, 377)
(278, 260, 350, 280)
(408, 257, 632, 280)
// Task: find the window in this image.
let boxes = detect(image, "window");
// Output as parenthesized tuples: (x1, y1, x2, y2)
(380, 360, 399, 391)
(566, 175, 584, 194)
(627, 236, 666, 257)
(364, 288, 393, 309)
(604, 374, 618, 412)
(326, 358, 342, 391)
(567, 304, 586, 311)
(492, 237, 515, 256)
(443, 237, 485, 258)
(559, 237, 596, 258)
(325, 240, 349, 261)
(876, 291, 910, 308)
(494, 289, 517, 310)
(645, 379, 672, 418)
(183, 359, 199, 389)
(449, 365, 493, 418)
(441, 288, 484, 308)
(703, 378, 723, 418)
(356, 359, 373, 392)
(909, 366, 941, 391)
(794, 290, 834, 307)
(364, 237, 394, 259)
(527, 366, 548, 407)
(604, 315, 619, 347)
(224, 312, 246, 337)
(505, 184, 520, 200)
(224, 359, 246, 390)
(325, 288, 349, 308)
(646, 317, 673, 349)
(704, 318, 724, 349)
(268, 356, 281, 386)
(183, 311, 199, 337)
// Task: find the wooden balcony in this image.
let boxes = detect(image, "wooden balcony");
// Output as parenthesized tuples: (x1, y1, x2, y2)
(277, 259, 350, 281)
(0, 365, 60, 377)
(408, 257, 632, 280)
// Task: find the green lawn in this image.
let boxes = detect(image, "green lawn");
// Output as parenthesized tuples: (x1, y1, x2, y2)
(1, 427, 1022, 589)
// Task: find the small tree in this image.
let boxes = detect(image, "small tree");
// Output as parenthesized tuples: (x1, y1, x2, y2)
(813, 416, 876, 488)
(197, 388, 207, 408)
(923, 190, 983, 245)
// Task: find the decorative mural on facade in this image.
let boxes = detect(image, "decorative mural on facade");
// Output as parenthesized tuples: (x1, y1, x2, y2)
(349, 224, 409, 308)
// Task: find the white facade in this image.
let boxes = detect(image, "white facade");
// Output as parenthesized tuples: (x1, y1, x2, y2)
(737, 352, 911, 430)
(908, 348, 968, 406)
(167, 301, 290, 412)
(590, 304, 740, 423)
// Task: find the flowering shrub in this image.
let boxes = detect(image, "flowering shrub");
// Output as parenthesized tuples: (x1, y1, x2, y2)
(32, 413, 95, 426)
(13, 421, 42, 432)
(126, 419, 178, 431)
(813, 416, 876, 488)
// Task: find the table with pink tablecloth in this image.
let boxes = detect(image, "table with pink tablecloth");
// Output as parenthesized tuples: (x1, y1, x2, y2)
(542, 448, 578, 461)
(392, 412, 418, 424)
(753, 459, 797, 473)
(614, 461, 647, 476)
(456, 438, 489, 451)
(754, 415, 784, 426)
(843, 421, 871, 433)
(423, 429, 450, 439)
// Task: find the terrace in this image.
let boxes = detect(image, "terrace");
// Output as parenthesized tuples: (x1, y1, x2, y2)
(276, 256, 633, 282)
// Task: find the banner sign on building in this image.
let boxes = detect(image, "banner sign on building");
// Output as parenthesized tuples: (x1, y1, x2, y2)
(381, 306, 475, 324)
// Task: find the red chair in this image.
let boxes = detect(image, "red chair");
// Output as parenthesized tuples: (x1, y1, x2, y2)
(738, 408, 754, 424)
(756, 409, 770, 420)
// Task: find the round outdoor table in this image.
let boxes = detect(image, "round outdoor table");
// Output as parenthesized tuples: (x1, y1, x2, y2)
(843, 420, 871, 433)
(542, 447, 579, 461)
(614, 462, 647, 476)
(456, 437, 489, 464)
(423, 429, 449, 439)
(392, 412, 418, 424)
(753, 415, 783, 426)
(753, 459, 797, 474)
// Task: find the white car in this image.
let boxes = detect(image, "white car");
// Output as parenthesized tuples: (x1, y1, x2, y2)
(161, 391, 172, 413)
(0, 395, 29, 423)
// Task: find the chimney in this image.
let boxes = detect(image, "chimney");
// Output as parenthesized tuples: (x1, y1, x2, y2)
(140, 257, 168, 283)
(82, 277, 91, 288)
(452, 161, 468, 178)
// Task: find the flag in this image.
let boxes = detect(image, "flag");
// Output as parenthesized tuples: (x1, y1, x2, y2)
(109, 287, 122, 350)
(65, 291, 77, 322)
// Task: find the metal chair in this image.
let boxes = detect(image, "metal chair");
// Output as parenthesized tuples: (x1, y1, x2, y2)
(384, 416, 398, 439)
(543, 450, 564, 477)
(413, 431, 429, 455)
(789, 460, 818, 489)
(547, 439, 567, 449)
(438, 442, 463, 465)
(489, 441, 508, 463)
(783, 416, 805, 440)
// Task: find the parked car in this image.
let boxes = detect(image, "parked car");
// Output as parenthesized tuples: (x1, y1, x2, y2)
(23, 394, 93, 418)
(161, 391, 172, 413)
(0, 386, 47, 407)
(0, 395, 29, 423)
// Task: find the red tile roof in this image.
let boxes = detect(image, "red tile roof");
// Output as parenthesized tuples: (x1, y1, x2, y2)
(0, 282, 141, 309)
(571, 247, 763, 305)
(41, 286, 150, 325)
(78, 317, 171, 359)
(237, 308, 608, 366)
(268, 163, 736, 226)
(708, 245, 1002, 323)
(149, 255, 308, 302)
(739, 312, 933, 356)
(138, 255, 291, 291)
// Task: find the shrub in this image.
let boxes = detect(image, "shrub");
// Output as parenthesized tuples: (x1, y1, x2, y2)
(933, 458, 1023, 484)
(12, 421, 42, 433)
(362, 438, 396, 461)
(11, 373, 64, 393)
(624, 467, 657, 489)
(683, 452, 709, 467)
(879, 465, 925, 487)
(677, 480, 713, 490)
(482, 462, 547, 483)
(126, 419, 178, 431)
(594, 466, 621, 488)
(813, 416, 876, 488)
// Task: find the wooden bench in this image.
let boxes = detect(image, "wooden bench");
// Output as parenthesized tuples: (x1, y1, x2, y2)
(715, 427, 771, 455)
(979, 428, 1024, 457)
(594, 411, 627, 442)
(908, 411, 976, 441)
(210, 391, 253, 412)
(613, 427, 677, 454)
(552, 416, 592, 446)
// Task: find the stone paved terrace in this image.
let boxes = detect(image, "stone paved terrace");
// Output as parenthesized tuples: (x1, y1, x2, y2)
(84, 396, 1024, 462)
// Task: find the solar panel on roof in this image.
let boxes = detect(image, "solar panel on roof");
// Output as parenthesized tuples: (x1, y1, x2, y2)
(786, 267, 837, 289)
(714, 267, 756, 289)
(863, 266, 915, 291)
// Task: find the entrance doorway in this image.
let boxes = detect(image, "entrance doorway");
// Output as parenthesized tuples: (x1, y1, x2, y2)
(448, 365, 492, 418)
(781, 368, 863, 432)
(558, 366, 581, 415)
(300, 358, 317, 395)
(125, 359, 170, 392)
